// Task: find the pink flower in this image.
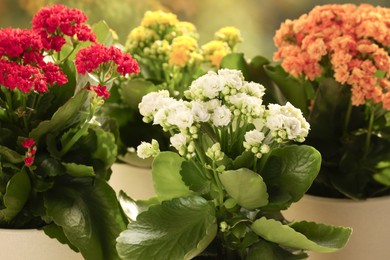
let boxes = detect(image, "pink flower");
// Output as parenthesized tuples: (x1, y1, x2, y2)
(22, 138, 36, 167)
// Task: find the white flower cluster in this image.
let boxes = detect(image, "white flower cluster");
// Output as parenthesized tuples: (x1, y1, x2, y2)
(137, 69, 310, 159)
(137, 139, 160, 159)
(265, 102, 310, 143)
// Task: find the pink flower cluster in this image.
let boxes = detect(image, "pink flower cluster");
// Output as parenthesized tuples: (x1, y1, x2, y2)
(32, 4, 96, 51)
(22, 138, 36, 167)
(0, 27, 67, 93)
(75, 43, 140, 76)
(273, 4, 390, 109)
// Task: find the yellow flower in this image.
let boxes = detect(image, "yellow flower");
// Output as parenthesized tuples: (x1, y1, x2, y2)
(202, 40, 231, 68)
(177, 21, 198, 39)
(126, 26, 157, 52)
(141, 10, 178, 27)
(214, 26, 243, 50)
(169, 35, 202, 67)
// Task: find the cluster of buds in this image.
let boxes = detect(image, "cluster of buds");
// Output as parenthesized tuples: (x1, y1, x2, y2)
(22, 138, 37, 167)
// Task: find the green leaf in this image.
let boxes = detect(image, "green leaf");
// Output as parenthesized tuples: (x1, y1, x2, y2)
(289, 221, 352, 253)
(43, 223, 79, 252)
(44, 179, 127, 260)
(116, 196, 217, 260)
(62, 162, 95, 177)
(93, 20, 114, 46)
(152, 152, 192, 201)
(220, 53, 250, 80)
(91, 128, 117, 169)
(180, 160, 211, 194)
(264, 65, 310, 115)
(0, 145, 24, 163)
(119, 78, 159, 110)
(261, 145, 321, 211)
(251, 217, 351, 253)
(374, 165, 390, 186)
(30, 90, 89, 143)
(219, 168, 268, 210)
(0, 169, 31, 221)
(246, 240, 308, 260)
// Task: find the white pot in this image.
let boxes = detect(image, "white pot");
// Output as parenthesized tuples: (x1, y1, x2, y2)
(0, 228, 83, 260)
(109, 163, 155, 200)
(283, 195, 390, 260)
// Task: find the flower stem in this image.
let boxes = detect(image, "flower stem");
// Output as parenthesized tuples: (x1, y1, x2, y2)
(212, 162, 224, 207)
(363, 104, 375, 159)
(343, 100, 353, 138)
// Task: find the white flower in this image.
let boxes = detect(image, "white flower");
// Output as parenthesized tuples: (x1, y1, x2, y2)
(244, 130, 265, 146)
(139, 90, 172, 121)
(137, 139, 160, 159)
(166, 100, 194, 129)
(217, 69, 244, 90)
(211, 105, 232, 126)
(191, 101, 210, 122)
(265, 102, 310, 142)
(205, 143, 224, 162)
(170, 133, 187, 153)
(241, 81, 265, 99)
(185, 71, 226, 100)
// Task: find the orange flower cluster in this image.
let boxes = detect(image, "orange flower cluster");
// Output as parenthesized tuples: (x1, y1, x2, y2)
(273, 4, 390, 109)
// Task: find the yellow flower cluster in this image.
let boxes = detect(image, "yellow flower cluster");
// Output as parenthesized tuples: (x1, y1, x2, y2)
(125, 10, 243, 95)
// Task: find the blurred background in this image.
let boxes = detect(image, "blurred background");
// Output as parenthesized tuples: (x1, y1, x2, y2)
(0, 0, 389, 59)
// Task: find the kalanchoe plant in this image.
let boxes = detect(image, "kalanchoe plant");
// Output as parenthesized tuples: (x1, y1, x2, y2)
(116, 69, 352, 259)
(271, 4, 390, 199)
(103, 10, 243, 165)
(0, 4, 139, 259)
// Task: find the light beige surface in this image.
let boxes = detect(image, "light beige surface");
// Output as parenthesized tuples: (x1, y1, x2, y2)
(109, 163, 155, 200)
(0, 228, 83, 260)
(283, 195, 390, 260)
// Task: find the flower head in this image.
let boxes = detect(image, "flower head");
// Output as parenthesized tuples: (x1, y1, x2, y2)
(32, 4, 96, 51)
(75, 43, 140, 76)
(273, 4, 390, 108)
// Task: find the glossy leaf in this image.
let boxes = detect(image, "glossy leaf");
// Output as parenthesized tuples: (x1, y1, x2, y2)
(261, 145, 321, 211)
(91, 128, 117, 169)
(44, 179, 127, 260)
(219, 168, 268, 209)
(152, 152, 192, 201)
(246, 240, 308, 260)
(119, 79, 160, 110)
(30, 90, 89, 143)
(264, 65, 310, 116)
(220, 53, 250, 80)
(0, 169, 31, 221)
(62, 162, 95, 177)
(0, 145, 23, 163)
(180, 160, 211, 194)
(251, 217, 352, 253)
(93, 20, 114, 46)
(116, 196, 217, 260)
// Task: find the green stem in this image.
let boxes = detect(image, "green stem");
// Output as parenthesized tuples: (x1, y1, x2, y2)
(363, 104, 375, 159)
(60, 42, 79, 62)
(212, 162, 224, 207)
(21, 94, 29, 133)
(343, 100, 353, 138)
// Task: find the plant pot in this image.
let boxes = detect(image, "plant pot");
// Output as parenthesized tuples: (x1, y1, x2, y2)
(283, 194, 390, 260)
(0, 228, 83, 260)
(109, 163, 154, 200)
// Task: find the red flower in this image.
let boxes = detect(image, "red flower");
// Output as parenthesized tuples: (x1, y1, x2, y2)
(88, 85, 110, 99)
(32, 4, 96, 51)
(22, 138, 35, 148)
(0, 28, 44, 63)
(24, 156, 34, 167)
(75, 43, 139, 76)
